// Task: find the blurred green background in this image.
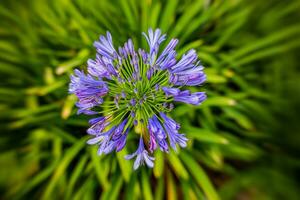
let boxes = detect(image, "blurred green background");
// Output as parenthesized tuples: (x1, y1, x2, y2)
(0, 0, 300, 199)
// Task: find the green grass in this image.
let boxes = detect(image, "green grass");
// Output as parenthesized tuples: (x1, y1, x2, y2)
(0, 0, 300, 199)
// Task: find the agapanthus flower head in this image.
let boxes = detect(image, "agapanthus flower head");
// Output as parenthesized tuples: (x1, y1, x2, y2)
(69, 28, 207, 170)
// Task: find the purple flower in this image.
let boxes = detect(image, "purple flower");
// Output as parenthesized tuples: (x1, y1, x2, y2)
(86, 126, 115, 155)
(77, 109, 98, 115)
(130, 111, 135, 118)
(86, 119, 129, 155)
(125, 137, 155, 170)
(156, 39, 178, 70)
(149, 130, 157, 153)
(162, 88, 207, 105)
(138, 48, 148, 63)
(142, 28, 166, 65)
(160, 112, 188, 151)
(174, 91, 206, 105)
(148, 115, 169, 152)
(103, 119, 129, 154)
(70, 28, 206, 170)
(87, 116, 109, 135)
(113, 119, 128, 137)
(168, 50, 206, 86)
(130, 98, 136, 106)
(123, 39, 135, 56)
(69, 69, 108, 113)
(146, 68, 154, 80)
(169, 50, 197, 72)
(121, 91, 126, 98)
(162, 86, 180, 96)
(170, 69, 206, 86)
(157, 50, 177, 70)
(101, 56, 118, 77)
(94, 31, 118, 60)
(132, 52, 139, 72)
(87, 55, 110, 79)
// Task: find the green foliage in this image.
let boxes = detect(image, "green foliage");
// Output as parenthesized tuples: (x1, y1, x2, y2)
(0, 0, 299, 199)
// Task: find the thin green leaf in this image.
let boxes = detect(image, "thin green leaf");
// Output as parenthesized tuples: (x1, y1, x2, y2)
(180, 152, 220, 200)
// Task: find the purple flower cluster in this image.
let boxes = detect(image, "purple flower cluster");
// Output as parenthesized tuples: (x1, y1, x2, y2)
(69, 28, 206, 170)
